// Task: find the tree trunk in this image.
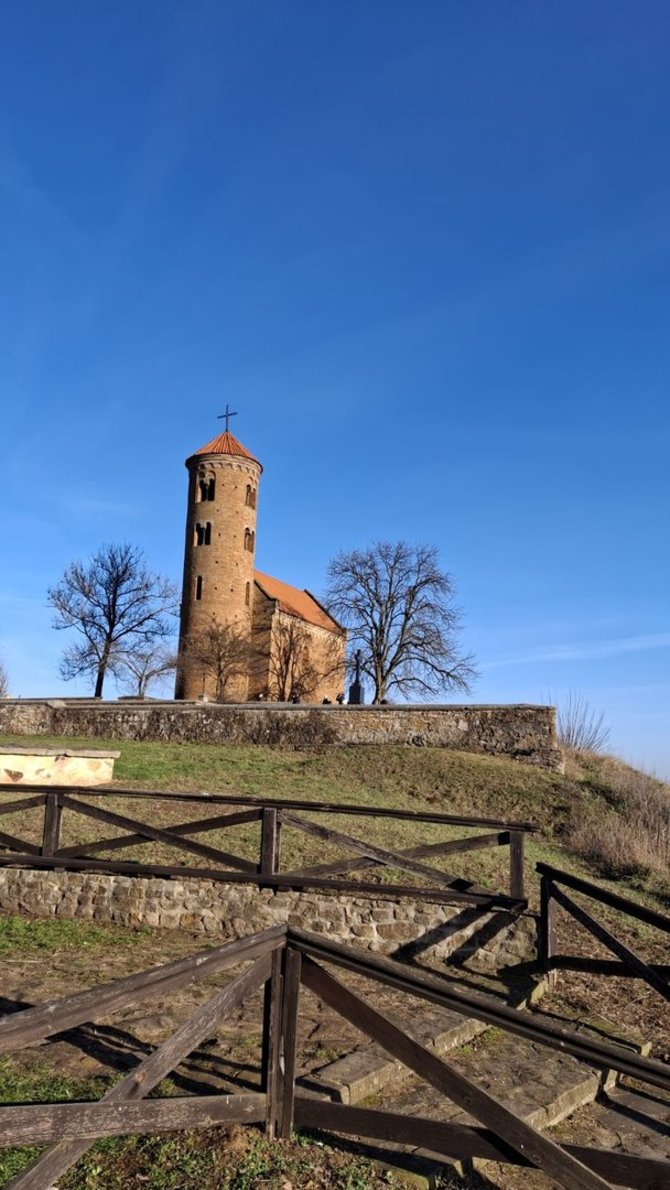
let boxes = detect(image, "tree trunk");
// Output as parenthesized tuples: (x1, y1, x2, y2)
(94, 667, 105, 698)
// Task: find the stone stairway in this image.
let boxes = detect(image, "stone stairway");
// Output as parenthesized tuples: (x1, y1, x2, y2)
(297, 964, 669, 1188)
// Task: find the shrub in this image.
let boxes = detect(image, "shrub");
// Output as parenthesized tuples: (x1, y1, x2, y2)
(557, 692, 610, 754)
(569, 760, 670, 885)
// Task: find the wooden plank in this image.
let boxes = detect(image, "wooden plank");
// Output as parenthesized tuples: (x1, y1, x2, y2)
(0, 925, 286, 1054)
(0, 1093, 266, 1144)
(56, 808, 262, 859)
(59, 794, 257, 872)
(261, 947, 283, 1139)
(287, 927, 670, 1092)
(299, 957, 609, 1189)
(260, 808, 280, 875)
(550, 957, 670, 977)
(19, 782, 537, 831)
(41, 793, 62, 857)
(0, 794, 47, 816)
(536, 862, 670, 934)
(9, 952, 273, 1190)
(0, 853, 513, 907)
(539, 875, 558, 989)
(281, 832, 510, 881)
(0, 830, 41, 856)
(279, 811, 493, 895)
(551, 883, 670, 1004)
(509, 830, 524, 900)
(278, 945, 301, 1140)
(294, 1098, 670, 1187)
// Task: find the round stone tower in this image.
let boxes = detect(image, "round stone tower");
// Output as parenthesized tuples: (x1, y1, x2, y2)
(174, 426, 262, 701)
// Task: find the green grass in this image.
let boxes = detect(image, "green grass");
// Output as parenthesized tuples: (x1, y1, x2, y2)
(0, 1052, 399, 1188)
(0, 734, 667, 909)
(0, 913, 149, 956)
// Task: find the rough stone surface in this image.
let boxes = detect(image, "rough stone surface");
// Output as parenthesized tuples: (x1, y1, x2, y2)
(0, 699, 563, 770)
(0, 867, 537, 968)
(0, 746, 119, 787)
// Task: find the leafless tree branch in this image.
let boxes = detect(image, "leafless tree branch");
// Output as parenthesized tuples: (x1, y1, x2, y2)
(47, 543, 178, 698)
(324, 540, 477, 703)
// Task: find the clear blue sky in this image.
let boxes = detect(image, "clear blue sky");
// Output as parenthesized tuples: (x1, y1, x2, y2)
(1, 2, 668, 776)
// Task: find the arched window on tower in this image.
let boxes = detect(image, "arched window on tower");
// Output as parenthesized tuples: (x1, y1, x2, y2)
(195, 576, 203, 600)
(245, 484, 257, 509)
(204, 522, 212, 545)
(245, 581, 251, 606)
(195, 523, 210, 546)
(198, 476, 216, 502)
(244, 528, 255, 552)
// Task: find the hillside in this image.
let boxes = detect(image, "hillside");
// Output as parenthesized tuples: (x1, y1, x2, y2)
(1, 733, 668, 905)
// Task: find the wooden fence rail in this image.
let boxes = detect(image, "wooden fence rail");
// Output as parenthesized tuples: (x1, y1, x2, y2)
(537, 862, 670, 1002)
(0, 785, 536, 906)
(1, 925, 669, 1189)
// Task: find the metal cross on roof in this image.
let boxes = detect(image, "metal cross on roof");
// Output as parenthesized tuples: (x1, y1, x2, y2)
(217, 404, 238, 432)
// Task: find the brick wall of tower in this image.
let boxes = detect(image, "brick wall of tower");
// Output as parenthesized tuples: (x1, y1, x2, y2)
(175, 453, 261, 701)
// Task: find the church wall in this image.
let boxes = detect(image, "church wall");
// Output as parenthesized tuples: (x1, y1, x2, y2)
(249, 587, 275, 699)
(267, 609, 346, 703)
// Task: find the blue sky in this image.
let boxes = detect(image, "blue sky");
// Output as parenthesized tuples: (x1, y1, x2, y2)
(0, 2, 668, 775)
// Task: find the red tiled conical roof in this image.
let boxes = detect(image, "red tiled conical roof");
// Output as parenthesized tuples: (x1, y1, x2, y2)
(187, 430, 261, 468)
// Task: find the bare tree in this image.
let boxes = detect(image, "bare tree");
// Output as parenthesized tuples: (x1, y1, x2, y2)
(0, 658, 8, 699)
(47, 543, 178, 699)
(267, 617, 321, 702)
(183, 620, 254, 701)
(557, 691, 610, 754)
(324, 541, 476, 703)
(115, 643, 178, 698)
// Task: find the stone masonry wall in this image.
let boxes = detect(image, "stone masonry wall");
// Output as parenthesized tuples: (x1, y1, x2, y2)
(0, 867, 537, 971)
(0, 700, 563, 769)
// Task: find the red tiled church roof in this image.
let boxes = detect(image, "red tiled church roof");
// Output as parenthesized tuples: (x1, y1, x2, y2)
(188, 430, 261, 467)
(255, 571, 343, 634)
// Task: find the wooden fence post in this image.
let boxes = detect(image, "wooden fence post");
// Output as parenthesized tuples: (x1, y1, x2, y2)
(277, 944, 301, 1140)
(509, 831, 525, 901)
(261, 947, 283, 1140)
(41, 793, 62, 857)
(260, 808, 281, 877)
(539, 875, 557, 989)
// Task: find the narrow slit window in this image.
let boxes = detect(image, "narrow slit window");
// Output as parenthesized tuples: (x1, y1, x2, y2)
(244, 528, 255, 552)
(204, 522, 212, 545)
(245, 581, 250, 606)
(207, 477, 215, 500)
(195, 523, 205, 546)
(195, 576, 203, 600)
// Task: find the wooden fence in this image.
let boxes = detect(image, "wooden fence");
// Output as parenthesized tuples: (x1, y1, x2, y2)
(1, 925, 669, 1189)
(538, 862, 670, 1002)
(0, 786, 536, 907)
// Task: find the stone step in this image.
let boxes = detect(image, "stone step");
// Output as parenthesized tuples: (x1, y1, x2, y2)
(305, 965, 544, 1106)
(549, 1080, 670, 1167)
(348, 1013, 660, 1189)
(307, 1007, 488, 1104)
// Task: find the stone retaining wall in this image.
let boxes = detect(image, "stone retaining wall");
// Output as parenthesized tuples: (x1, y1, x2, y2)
(0, 699, 563, 770)
(0, 867, 537, 971)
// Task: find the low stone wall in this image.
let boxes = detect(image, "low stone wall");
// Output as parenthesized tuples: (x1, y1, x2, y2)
(0, 867, 537, 971)
(0, 699, 563, 770)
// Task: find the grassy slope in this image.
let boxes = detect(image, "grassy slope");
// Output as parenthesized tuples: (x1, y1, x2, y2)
(1, 733, 667, 908)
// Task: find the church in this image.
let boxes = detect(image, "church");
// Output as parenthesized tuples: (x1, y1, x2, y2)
(174, 419, 347, 703)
